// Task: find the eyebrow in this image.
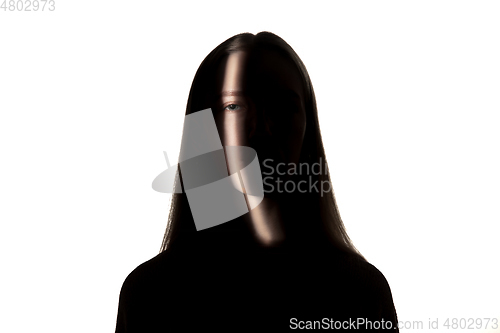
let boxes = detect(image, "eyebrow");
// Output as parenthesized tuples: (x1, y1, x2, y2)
(217, 89, 301, 100)
(214, 91, 246, 105)
(217, 91, 245, 99)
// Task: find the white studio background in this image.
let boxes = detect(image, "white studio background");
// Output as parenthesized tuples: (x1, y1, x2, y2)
(1, 1, 499, 332)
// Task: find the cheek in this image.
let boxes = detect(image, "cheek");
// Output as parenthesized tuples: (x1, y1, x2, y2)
(215, 111, 251, 147)
(295, 112, 307, 142)
(214, 113, 225, 144)
(282, 111, 306, 163)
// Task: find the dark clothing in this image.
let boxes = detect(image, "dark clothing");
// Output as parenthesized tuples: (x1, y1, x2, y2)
(115, 229, 399, 332)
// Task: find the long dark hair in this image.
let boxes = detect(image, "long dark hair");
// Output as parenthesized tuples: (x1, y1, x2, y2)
(159, 32, 365, 261)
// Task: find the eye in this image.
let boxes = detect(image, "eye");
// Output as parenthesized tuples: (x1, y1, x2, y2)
(224, 104, 241, 111)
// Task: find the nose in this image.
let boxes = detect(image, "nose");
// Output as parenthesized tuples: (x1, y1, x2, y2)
(247, 103, 281, 162)
(249, 101, 272, 142)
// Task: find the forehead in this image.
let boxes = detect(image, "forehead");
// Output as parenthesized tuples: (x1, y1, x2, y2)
(215, 49, 305, 100)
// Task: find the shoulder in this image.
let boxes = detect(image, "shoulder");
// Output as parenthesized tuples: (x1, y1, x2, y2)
(333, 252, 395, 297)
(347, 254, 392, 288)
(118, 249, 176, 302)
(342, 254, 399, 325)
(116, 250, 180, 332)
(310, 249, 398, 319)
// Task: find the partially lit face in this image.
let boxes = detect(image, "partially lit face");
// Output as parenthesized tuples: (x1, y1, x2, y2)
(212, 49, 307, 185)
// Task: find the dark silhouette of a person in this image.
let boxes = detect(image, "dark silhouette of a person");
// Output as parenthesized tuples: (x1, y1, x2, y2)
(115, 32, 399, 332)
